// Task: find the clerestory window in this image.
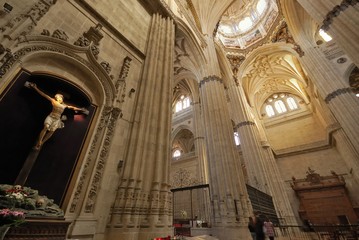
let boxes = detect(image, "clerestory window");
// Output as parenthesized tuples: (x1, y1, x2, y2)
(264, 93, 300, 117)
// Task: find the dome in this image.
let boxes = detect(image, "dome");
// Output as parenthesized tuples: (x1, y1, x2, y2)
(216, 0, 279, 49)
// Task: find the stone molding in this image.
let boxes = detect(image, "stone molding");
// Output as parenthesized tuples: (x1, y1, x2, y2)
(321, 0, 359, 31)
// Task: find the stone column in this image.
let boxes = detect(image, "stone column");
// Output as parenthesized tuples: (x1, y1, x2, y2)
(199, 74, 250, 239)
(192, 101, 209, 184)
(110, 14, 175, 240)
(192, 100, 212, 223)
(281, 0, 359, 155)
(227, 80, 297, 225)
(296, 0, 359, 69)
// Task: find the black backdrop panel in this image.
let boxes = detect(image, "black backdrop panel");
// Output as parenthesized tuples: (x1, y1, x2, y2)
(0, 70, 96, 205)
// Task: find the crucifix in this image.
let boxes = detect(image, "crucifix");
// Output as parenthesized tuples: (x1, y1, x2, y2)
(14, 81, 89, 186)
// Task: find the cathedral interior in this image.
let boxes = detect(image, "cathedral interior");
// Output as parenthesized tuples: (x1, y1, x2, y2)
(0, 0, 358, 239)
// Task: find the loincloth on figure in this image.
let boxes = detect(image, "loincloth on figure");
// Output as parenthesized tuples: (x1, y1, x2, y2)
(44, 113, 65, 131)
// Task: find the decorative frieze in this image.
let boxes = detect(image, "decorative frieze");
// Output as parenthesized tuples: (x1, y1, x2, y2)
(321, 0, 359, 31)
(324, 87, 352, 103)
(199, 75, 223, 88)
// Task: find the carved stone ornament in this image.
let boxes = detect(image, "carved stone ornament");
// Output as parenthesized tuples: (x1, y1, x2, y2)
(100, 61, 112, 74)
(51, 29, 69, 41)
(171, 168, 199, 188)
(74, 36, 90, 47)
(41, 29, 50, 36)
(90, 45, 100, 59)
(83, 23, 104, 46)
(115, 56, 132, 104)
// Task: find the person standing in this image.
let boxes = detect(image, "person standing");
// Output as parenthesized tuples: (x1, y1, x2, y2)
(254, 212, 265, 240)
(264, 218, 275, 240)
(248, 216, 256, 240)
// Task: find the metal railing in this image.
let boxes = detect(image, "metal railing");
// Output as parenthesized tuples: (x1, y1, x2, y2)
(275, 224, 359, 240)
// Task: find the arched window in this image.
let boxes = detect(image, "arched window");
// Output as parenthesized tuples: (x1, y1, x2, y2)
(287, 97, 298, 110)
(265, 105, 275, 117)
(256, 0, 266, 15)
(175, 95, 191, 113)
(274, 100, 287, 113)
(234, 132, 241, 146)
(264, 93, 301, 117)
(173, 149, 181, 158)
(238, 17, 253, 32)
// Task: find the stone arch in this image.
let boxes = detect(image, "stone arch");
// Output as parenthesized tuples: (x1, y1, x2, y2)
(171, 126, 195, 155)
(0, 37, 121, 214)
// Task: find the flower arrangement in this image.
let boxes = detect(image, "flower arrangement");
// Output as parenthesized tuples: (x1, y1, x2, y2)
(5, 185, 28, 202)
(0, 185, 30, 209)
(0, 208, 25, 227)
(0, 184, 64, 218)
